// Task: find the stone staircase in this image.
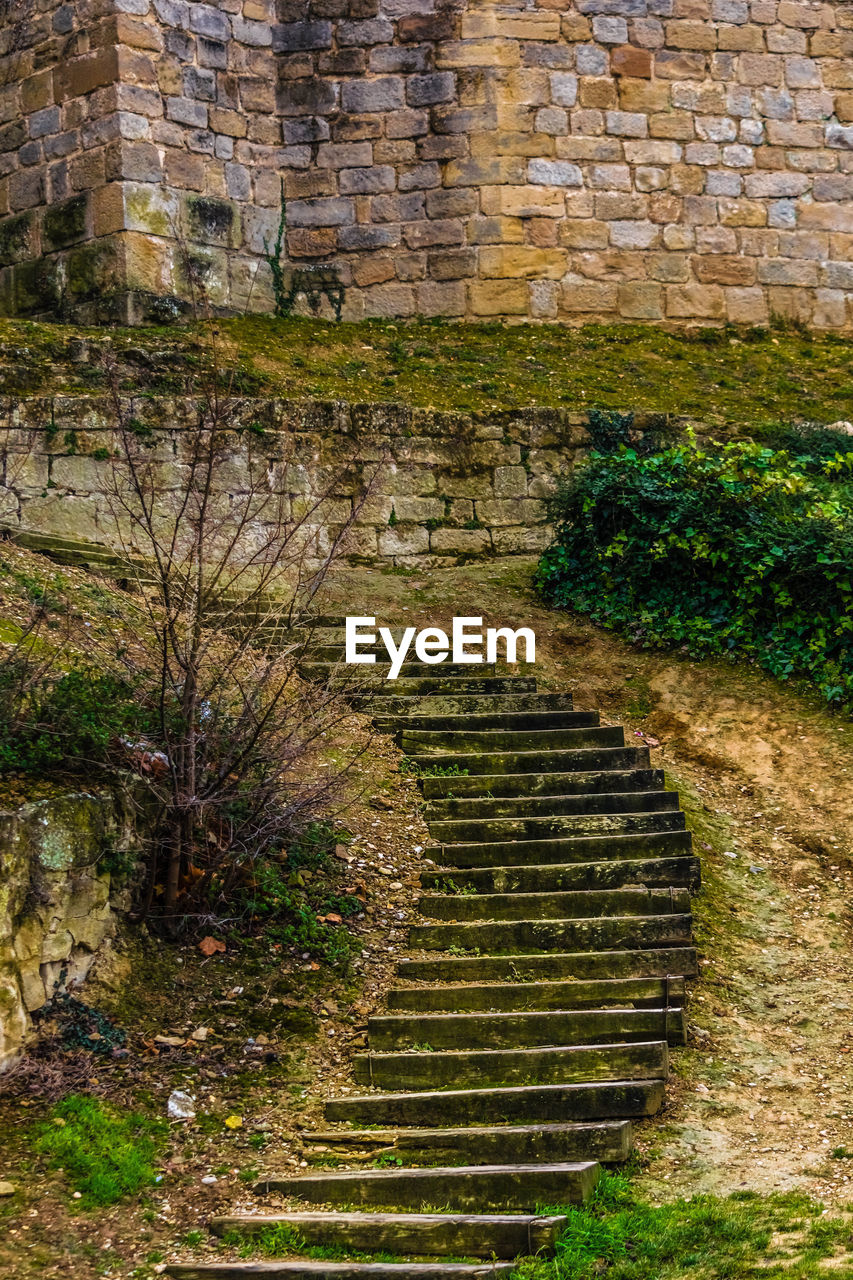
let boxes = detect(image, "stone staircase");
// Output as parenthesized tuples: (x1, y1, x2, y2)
(167, 617, 698, 1279)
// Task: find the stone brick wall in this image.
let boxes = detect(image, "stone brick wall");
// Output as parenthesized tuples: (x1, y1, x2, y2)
(0, 394, 644, 563)
(0, 0, 850, 327)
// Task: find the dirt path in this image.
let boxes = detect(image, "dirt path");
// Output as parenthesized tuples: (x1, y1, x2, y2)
(326, 558, 853, 1205)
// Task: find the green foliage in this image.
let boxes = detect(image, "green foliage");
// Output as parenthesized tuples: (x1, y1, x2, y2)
(229, 821, 360, 970)
(0, 661, 149, 776)
(537, 434, 853, 714)
(33, 1096, 164, 1208)
(34, 991, 126, 1054)
(400, 756, 469, 778)
(516, 1173, 853, 1280)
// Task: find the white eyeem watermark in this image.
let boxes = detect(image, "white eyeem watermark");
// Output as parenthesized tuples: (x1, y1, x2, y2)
(344, 617, 536, 680)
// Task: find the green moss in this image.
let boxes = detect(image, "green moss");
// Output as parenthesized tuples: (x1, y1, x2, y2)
(43, 196, 88, 252)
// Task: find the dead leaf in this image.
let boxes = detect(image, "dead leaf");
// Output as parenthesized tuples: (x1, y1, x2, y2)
(199, 936, 226, 956)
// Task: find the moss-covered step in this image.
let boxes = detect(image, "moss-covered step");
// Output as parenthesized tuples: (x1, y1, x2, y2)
(350, 677, 540, 698)
(426, 790, 679, 821)
(379, 711, 600, 734)
(395, 946, 698, 984)
(167, 1264, 516, 1279)
(324, 1079, 666, 1127)
(421, 855, 702, 894)
(351, 1039, 668, 1089)
(385, 975, 686, 1014)
(303, 660, 505, 678)
(407, 745, 651, 776)
(373, 692, 576, 717)
(417, 887, 691, 921)
(421, 767, 665, 800)
(408, 913, 692, 955)
(303, 1120, 633, 1166)
(427, 811, 686, 846)
(402, 727, 624, 755)
(208, 1211, 568, 1258)
(368, 1007, 686, 1051)
(427, 829, 693, 868)
(256, 1161, 601, 1211)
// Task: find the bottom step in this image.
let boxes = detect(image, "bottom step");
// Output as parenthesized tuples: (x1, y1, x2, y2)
(256, 1161, 600, 1211)
(209, 1211, 567, 1258)
(167, 1265, 516, 1279)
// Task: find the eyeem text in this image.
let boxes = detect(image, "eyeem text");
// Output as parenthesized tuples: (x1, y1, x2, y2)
(344, 617, 536, 680)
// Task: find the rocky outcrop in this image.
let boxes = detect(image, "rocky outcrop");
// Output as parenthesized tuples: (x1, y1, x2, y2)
(0, 790, 138, 1069)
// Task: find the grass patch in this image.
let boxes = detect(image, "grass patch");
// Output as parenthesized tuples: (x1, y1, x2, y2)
(33, 1095, 165, 1208)
(518, 1171, 853, 1279)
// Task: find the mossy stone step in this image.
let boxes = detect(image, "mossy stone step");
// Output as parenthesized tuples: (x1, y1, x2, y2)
(408, 745, 650, 776)
(379, 711, 599, 733)
(257, 1161, 601, 1211)
(368, 692, 574, 717)
(386, 976, 686, 1014)
(421, 767, 664, 800)
(167, 1264, 515, 1279)
(208, 1211, 567, 1258)
(352, 1040, 668, 1090)
(402, 727, 624, 754)
(426, 790, 678, 821)
(352, 678, 539, 698)
(408, 913, 692, 955)
(428, 829, 692, 868)
(367, 1007, 686, 1050)
(425, 833, 693, 874)
(304, 660, 504, 678)
(395, 946, 698, 984)
(421, 855, 701, 894)
(304, 1121, 632, 1167)
(427, 810, 686, 844)
(325, 1079, 666, 1127)
(417, 887, 691, 921)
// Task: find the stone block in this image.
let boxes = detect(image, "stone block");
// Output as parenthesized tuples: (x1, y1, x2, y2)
(611, 46, 653, 76)
(617, 280, 664, 317)
(479, 245, 568, 279)
(665, 282, 726, 316)
(469, 278, 529, 315)
(431, 527, 492, 554)
(342, 77, 405, 113)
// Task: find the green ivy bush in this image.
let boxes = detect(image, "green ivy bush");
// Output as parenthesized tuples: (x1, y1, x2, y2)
(536, 434, 853, 713)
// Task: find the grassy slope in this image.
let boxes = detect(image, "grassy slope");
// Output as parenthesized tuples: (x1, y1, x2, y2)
(0, 315, 851, 428)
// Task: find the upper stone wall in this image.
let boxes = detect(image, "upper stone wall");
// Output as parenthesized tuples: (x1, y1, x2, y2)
(0, 0, 850, 327)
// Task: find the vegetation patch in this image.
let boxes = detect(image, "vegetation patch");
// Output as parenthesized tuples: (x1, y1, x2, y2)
(536, 430, 853, 714)
(33, 1095, 164, 1208)
(518, 1171, 853, 1279)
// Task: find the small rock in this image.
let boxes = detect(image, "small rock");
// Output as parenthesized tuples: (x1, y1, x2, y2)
(155, 1034, 185, 1048)
(826, 420, 853, 435)
(749, 864, 765, 874)
(167, 1090, 196, 1121)
(0, 1182, 16, 1197)
(191, 1027, 210, 1042)
(200, 1175, 218, 1185)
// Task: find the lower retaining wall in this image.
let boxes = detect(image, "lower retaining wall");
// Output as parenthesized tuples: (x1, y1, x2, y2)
(0, 395, 672, 565)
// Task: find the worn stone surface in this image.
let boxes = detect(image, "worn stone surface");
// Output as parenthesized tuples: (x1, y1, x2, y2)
(0, 791, 139, 1069)
(0, 1, 850, 327)
(0, 394, 637, 565)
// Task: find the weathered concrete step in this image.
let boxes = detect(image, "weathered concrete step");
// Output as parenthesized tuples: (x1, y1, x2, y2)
(427, 790, 678, 821)
(386, 976, 686, 1014)
(377, 692, 575, 717)
(325, 1079, 665, 1127)
(208, 1211, 567, 1258)
(352, 1040, 668, 1089)
(408, 913, 692, 954)
(304, 1120, 632, 1167)
(257, 1161, 601, 1211)
(421, 767, 664, 801)
(418, 887, 691, 921)
(427, 810, 686, 844)
(408, 746, 650, 777)
(167, 1263, 515, 1279)
(304, 660, 505, 678)
(422, 855, 701, 895)
(377, 711, 599, 733)
(396, 946, 698, 984)
(352, 678, 539, 699)
(430, 829, 692, 869)
(403, 727, 624, 754)
(368, 1007, 686, 1050)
